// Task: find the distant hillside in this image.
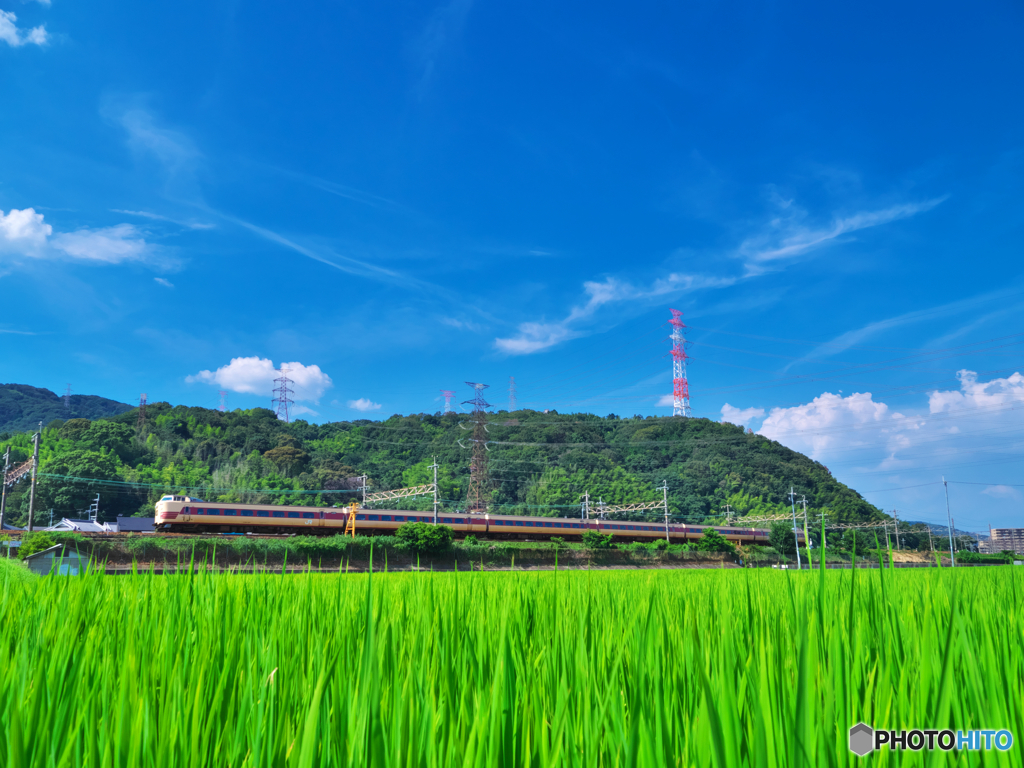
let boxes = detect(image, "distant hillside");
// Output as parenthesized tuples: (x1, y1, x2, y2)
(0, 403, 885, 526)
(0, 384, 132, 434)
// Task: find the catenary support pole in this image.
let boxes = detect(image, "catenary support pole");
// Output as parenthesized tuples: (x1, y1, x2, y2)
(943, 476, 955, 567)
(429, 457, 439, 525)
(662, 480, 670, 543)
(0, 446, 9, 534)
(789, 486, 802, 570)
(27, 422, 41, 533)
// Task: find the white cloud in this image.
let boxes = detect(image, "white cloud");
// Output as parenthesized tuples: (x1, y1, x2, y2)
(721, 403, 766, 427)
(187, 357, 333, 403)
(154, 277, 174, 288)
(290, 404, 320, 418)
(348, 398, 382, 412)
(928, 369, 1024, 414)
(0, 208, 51, 254)
(52, 224, 152, 263)
(0, 208, 164, 267)
(758, 391, 900, 460)
(982, 485, 1021, 500)
(0, 10, 47, 47)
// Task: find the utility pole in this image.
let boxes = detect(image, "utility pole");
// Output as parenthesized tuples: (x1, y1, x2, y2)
(0, 446, 9, 533)
(788, 486, 802, 570)
(723, 503, 733, 524)
(581, 491, 590, 521)
(358, 474, 368, 509)
(662, 480, 671, 542)
(927, 525, 934, 553)
(942, 476, 955, 567)
(429, 457, 439, 525)
(27, 422, 41, 533)
(893, 510, 901, 550)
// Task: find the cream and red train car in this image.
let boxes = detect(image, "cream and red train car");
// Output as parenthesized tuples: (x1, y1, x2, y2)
(155, 495, 786, 544)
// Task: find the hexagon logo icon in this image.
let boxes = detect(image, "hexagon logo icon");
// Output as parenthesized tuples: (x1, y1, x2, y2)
(849, 723, 874, 756)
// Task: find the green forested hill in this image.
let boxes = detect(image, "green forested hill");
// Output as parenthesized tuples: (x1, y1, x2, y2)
(0, 384, 132, 433)
(0, 403, 885, 526)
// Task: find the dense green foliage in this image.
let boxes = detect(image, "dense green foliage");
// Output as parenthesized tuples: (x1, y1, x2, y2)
(0, 383, 131, 434)
(769, 520, 798, 556)
(16, 532, 56, 560)
(0, 402, 884, 526)
(694, 528, 736, 554)
(2, 567, 1020, 766)
(394, 522, 454, 554)
(581, 530, 615, 549)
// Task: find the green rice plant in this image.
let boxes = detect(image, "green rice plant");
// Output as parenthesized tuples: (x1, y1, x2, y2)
(1, 564, 1021, 766)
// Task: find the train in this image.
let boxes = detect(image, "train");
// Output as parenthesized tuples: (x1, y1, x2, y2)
(155, 495, 800, 545)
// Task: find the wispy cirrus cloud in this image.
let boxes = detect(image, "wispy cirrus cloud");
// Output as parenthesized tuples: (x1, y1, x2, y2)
(414, 0, 474, 97)
(495, 194, 948, 356)
(495, 272, 736, 355)
(739, 197, 947, 275)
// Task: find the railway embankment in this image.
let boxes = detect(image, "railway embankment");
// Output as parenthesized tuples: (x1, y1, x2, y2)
(24, 531, 738, 572)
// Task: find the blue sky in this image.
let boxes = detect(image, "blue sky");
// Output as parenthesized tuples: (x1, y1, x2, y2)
(2, 0, 1023, 530)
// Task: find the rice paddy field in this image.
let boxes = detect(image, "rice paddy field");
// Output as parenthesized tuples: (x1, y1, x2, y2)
(2, 563, 1021, 767)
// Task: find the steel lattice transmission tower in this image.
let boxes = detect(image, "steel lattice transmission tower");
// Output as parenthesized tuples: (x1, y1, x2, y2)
(63, 384, 72, 417)
(136, 394, 147, 431)
(462, 382, 492, 515)
(218, 390, 228, 412)
(272, 368, 294, 423)
(669, 309, 692, 417)
(440, 389, 456, 414)
(508, 376, 517, 412)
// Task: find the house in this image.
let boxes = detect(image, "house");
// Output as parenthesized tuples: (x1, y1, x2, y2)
(44, 518, 115, 533)
(115, 516, 155, 533)
(23, 543, 91, 576)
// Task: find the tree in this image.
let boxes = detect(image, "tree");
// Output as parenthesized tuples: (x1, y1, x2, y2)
(263, 435, 310, 476)
(36, 450, 120, 518)
(395, 522, 453, 554)
(769, 521, 797, 557)
(695, 529, 736, 554)
(840, 528, 874, 554)
(581, 530, 614, 549)
(18, 532, 56, 559)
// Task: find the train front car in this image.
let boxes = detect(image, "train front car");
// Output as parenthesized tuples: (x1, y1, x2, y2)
(154, 495, 191, 531)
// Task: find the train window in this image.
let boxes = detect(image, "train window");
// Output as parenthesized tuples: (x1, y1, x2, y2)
(223, 510, 235, 516)
(301, 512, 314, 519)
(515, 521, 523, 526)
(257, 511, 269, 517)
(241, 511, 252, 517)
(287, 512, 300, 519)
(160, 495, 172, 501)
(272, 511, 285, 518)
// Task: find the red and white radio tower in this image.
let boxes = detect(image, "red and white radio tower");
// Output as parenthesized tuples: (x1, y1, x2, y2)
(440, 390, 456, 414)
(669, 309, 691, 417)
